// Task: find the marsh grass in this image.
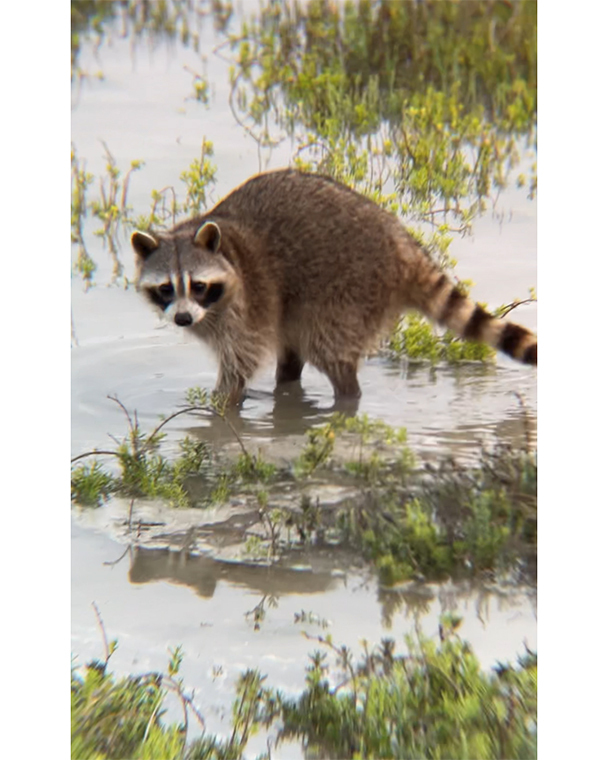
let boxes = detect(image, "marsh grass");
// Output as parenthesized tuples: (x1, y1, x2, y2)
(72, 399, 536, 585)
(339, 443, 537, 586)
(71, 395, 217, 509)
(71, 392, 277, 511)
(70, 143, 144, 286)
(294, 413, 410, 477)
(70, 147, 96, 286)
(72, 635, 270, 760)
(71, 461, 116, 508)
(72, 612, 536, 759)
(273, 616, 537, 759)
(223, 0, 537, 219)
(89, 143, 145, 284)
(387, 312, 497, 364)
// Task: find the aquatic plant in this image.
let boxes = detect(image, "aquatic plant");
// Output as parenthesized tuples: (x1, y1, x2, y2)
(71, 0, 230, 81)
(71, 0, 115, 82)
(70, 146, 96, 285)
(71, 393, 276, 510)
(70, 142, 144, 285)
(70, 461, 116, 508)
(71, 396, 536, 584)
(180, 139, 218, 216)
(339, 443, 537, 585)
(244, 593, 279, 631)
(388, 312, 497, 363)
(273, 616, 537, 759)
(72, 613, 536, 759)
(71, 396, 218, 509)
(90, 143, 145, 284)
(72, 624, 269, 759)
(294, 412, 410, 477)
(224, 0, 536, 211)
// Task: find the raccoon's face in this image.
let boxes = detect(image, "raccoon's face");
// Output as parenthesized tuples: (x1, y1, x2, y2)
(131, 221, 233, 327)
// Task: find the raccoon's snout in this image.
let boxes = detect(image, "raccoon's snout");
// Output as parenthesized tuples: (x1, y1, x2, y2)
(175, 312, 194, 327)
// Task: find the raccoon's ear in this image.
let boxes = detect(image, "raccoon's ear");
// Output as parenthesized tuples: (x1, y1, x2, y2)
(131, 231, 159, 259)
(193, 221, 221, 254)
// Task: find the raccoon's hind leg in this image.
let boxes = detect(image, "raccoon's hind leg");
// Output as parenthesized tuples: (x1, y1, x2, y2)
(276, 348, 304, 384)
(305, 318, 363, 398)
(318, 358, 361, 399)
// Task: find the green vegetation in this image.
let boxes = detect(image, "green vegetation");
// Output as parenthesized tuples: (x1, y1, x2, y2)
(71, 396, 214, 509)
(274, 616, 537, 759)
(387, 312, 497, 364)
(70, 146, 96, 285)
(71, 0, 231, 81)
(72, 616, 536, 759)
(294, 412, 410, 477)
(224, 0, 536, 235)
(131, 139, 218, 232)
(340, 444, 537, 585)
(90, 144, 145, 284)
(71, 461, 115, 508)
(228, 0, 536, 131)
(72, 399, 536, 584)
(71, 0, 115, 81)
(72, 642, 270, 759)
(71, 393, 277, 510)
(70, 143, 144, 286)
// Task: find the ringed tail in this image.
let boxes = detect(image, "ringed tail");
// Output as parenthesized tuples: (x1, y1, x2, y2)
(420, 270, 537, 366)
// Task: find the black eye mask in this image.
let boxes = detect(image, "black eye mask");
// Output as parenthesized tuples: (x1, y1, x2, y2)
(198, 282, 225, 308)
(146, 283, 174, 310)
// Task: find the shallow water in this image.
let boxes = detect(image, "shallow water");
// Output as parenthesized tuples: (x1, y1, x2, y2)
(71, 6, 537, 748)
(71, 282, 536, 462)
(71, 518, 536, 753)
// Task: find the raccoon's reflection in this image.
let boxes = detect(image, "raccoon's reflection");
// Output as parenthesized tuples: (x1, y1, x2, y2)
(129, 545, 339, 599)
(180, 383, 360, 449)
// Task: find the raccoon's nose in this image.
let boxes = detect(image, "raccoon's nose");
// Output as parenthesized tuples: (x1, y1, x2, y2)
(174, 312, 193, 326)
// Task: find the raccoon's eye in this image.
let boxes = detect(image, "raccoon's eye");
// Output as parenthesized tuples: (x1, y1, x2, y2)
(191, 281, 207, 296)
(158, 283, 174, 298)
(203, 282, 225, 307)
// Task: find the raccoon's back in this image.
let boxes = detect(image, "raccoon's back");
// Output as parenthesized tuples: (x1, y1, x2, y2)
(206, 169, 406, 299)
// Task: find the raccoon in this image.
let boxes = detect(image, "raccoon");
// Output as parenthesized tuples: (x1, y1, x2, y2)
(132, 169, 536, 405)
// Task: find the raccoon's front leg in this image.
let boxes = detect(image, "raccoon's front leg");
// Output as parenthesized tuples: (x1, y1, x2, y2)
(214, 364, 246, 406)
(214, 340, 263, 405)
(276, 348, 304, 384)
